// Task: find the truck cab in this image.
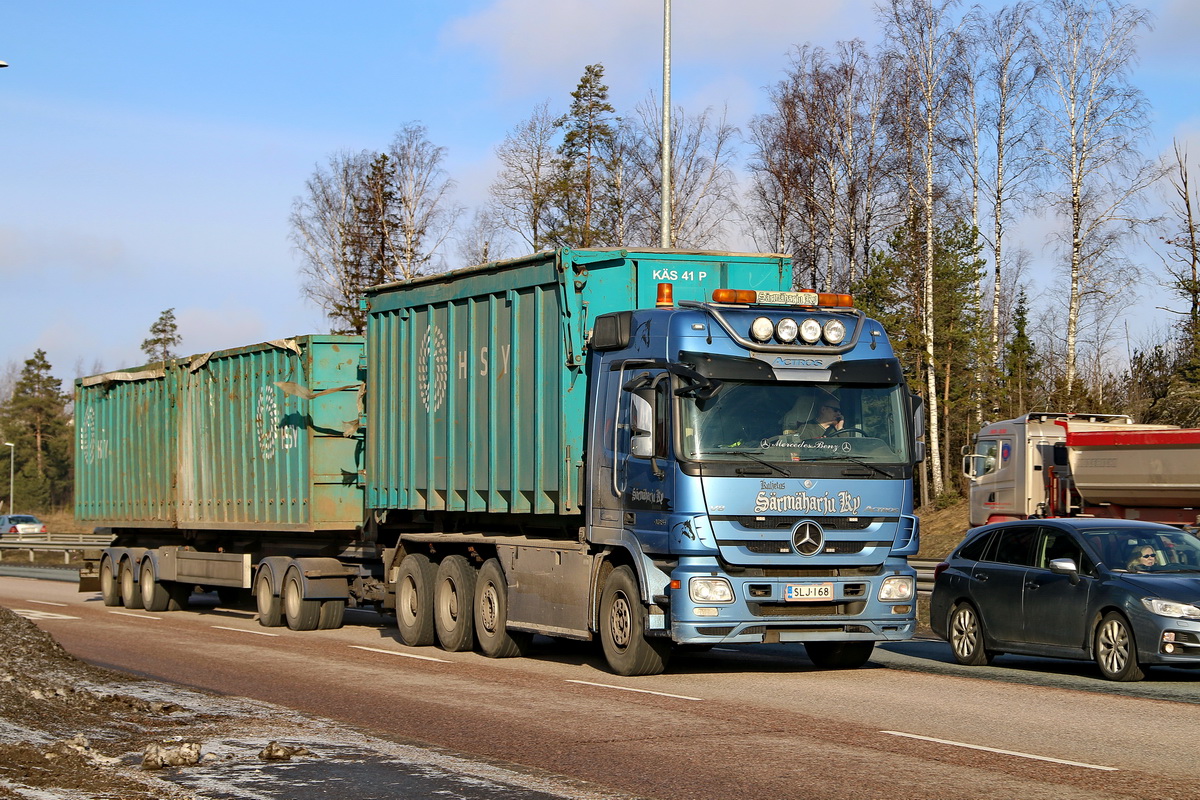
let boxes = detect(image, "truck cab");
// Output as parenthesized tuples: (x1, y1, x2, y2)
(587, 286, 923, 666)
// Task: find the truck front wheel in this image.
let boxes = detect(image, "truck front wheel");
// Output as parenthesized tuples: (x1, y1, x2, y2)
(434, 555, 477, 652)
(474, 559, 531, 658)
(599, 565, 670, 676)
(396, 554, 436, 646)
(804, 641, 874, 669)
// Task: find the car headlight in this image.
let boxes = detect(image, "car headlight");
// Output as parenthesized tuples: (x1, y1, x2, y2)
(878, 576, 914, 602)
(1141, 597, 1200, 619)
(690, 577, 734, 603)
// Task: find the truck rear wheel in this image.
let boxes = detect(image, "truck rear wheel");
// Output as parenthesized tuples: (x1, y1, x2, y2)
(396, 554, 436, 646)
(139, 560, 170, 612)
(599, 565, 670, 676)
(120, 560, 144, 610)
(473, 559, 531, 658)
(283, 570, 320, 631)
(255, 571, 282, 627)
(434, 555, 477, 652)
(99, 558, 121, 607)
(317, 599, 345, 630)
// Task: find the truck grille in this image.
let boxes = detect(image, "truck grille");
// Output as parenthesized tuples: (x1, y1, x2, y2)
(749, 600, 867, 617)
(715, 516, 889, 531)
(722, 539, 888, 555)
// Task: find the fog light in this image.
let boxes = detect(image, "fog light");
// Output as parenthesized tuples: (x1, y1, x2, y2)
(1164, 632, 1177, 642)
(1165, 643, 1177, 654)
(695, 607, 719, 617)
(892, 605, 912, 614)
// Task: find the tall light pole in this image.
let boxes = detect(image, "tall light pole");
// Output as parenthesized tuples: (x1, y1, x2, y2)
(3, 443, 12, 513)
(659, 0, 672, 248)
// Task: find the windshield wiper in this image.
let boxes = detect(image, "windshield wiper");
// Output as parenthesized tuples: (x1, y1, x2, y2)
(692, 449, 790, 476)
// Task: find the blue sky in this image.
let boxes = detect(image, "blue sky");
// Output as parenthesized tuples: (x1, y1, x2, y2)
(1, 0, 1197, 383)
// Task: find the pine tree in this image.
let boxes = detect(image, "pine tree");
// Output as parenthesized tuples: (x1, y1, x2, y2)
(0, 350, 72, 511)
(551, 64, 617, 247)
(141, 308, 182, 362)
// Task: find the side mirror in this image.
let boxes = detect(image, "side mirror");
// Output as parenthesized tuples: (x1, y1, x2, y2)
(1049, 557, 1081, 585)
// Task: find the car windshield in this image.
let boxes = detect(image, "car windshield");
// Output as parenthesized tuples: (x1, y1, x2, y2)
(1084, 527, 1200, 573)
(678, 380, 911, 465)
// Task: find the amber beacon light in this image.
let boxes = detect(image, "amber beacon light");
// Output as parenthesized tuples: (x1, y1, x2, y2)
(656, 282, 675, 308)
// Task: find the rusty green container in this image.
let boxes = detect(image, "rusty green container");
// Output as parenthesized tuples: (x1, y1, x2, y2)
(74, 336, 364, 531)
(363, 248, 791, 517)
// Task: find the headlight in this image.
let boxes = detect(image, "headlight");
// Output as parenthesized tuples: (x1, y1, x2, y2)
(776, 318, 799, 343)
(1142, 597, 1200, 619)
(690, 577, 734, 603)
(750, 317, 774, 342)
(799, 318, 822, 344)
(824, 319, 847, 345)
(878, 576, 914, 602)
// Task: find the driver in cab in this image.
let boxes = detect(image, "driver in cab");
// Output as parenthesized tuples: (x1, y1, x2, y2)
(780, 389, 844, 439)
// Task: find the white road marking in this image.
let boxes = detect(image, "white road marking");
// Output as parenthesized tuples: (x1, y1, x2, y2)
(211, 625, 279, 637)
(27, 599, 68, 607)
(11, 609, 81, 621)
(350, 645, 450, 663)
(565, 680, 703, 702)
(881, 731, 1118, 772)
(108, 611, 162, 620)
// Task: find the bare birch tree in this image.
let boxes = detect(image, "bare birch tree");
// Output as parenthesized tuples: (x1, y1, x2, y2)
(386, 123, 463, 280)
(883, 0, 967, 497)
(1161, 140, 1200, 360)
(1031, 0, 1157, 396)
(488, 101, 560, 252)
(629, 99, 739, 248)
(290, 149, 373, 333)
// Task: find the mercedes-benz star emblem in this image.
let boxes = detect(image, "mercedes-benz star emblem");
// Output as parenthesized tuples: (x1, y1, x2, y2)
(792, 521, 824, 556)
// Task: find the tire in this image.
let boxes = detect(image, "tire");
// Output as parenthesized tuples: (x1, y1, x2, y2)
(283, 570, 320, 631)
(1096, 611, 1144, 681)
(255, 571, 283, 628)
(99, 558, 121, 607)
(396, 554, 437, 646)
(805, 641, 875, 670)
(473, 559, 532, 658)
(139, 560, 170, 612)
(434, 555, 477, 652)
(317, 599, 345, 630)
(599, 565, 670, 676)
(948, 602, 993, 667)
(119, 560, 144, 610)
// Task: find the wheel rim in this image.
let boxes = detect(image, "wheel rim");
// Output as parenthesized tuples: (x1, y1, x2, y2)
(1098, 618, 1130, 675)
(256, 576, 272, 616)
(609, 590, 632, 651)
(479, 582, 499, 635)
(951, 607, 978, 660)
(121, 563, 134, 600)
(438, 578, 460, 629)
(284, 577, 300, 619)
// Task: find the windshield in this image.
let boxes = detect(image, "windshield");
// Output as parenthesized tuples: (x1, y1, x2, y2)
(1086, 527, 1200, 573)
(679, 380, 912, 464)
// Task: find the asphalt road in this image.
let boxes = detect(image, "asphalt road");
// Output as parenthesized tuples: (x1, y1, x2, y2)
(3, 576, 1200, 800)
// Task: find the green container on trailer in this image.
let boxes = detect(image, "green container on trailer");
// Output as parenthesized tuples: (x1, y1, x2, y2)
(363, 248, 791, 517)
(74, 336, 365, 531)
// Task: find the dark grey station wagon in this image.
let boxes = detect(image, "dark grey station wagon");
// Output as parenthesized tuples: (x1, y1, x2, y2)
(931, 518, 1200, 681)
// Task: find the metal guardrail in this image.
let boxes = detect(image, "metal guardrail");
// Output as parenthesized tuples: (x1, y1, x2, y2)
(0, 532, 111, 564)
(911, 558, 941, 595)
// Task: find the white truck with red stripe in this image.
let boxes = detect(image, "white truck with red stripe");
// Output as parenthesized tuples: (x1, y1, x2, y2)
(963, 413, 1200, 529)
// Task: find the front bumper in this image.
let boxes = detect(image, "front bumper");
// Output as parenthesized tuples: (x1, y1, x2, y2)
(667, 559, 917, 644)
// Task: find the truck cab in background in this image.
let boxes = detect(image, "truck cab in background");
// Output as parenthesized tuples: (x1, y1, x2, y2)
(964, 413, 1200, 529)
